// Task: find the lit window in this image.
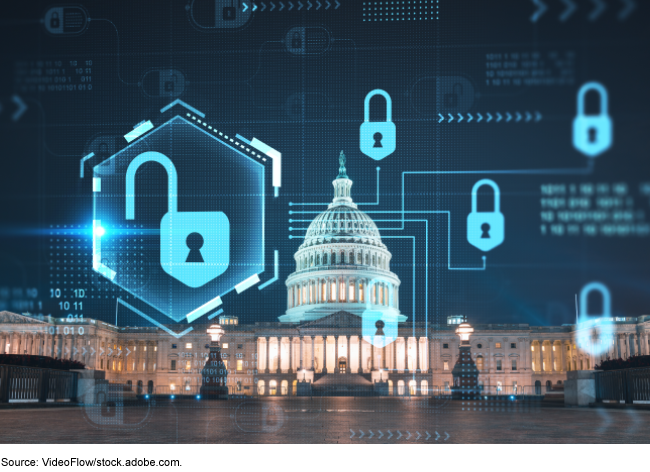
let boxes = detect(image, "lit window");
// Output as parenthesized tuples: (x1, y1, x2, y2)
(531, 345, 535, 351)
(552, 345, 556, 351)
(144, 346, 147, 352)
(154, 346, 157, 352)
(443, 361, 449, 371)
(495, 343, 502, 348)
(185, 343, 192, 349)
(222, 343, 229, 349)
(133, 345, 137, 351)
(237, 360, 243, 372)
(153, 363, 156, 371)
(186, 361, 191, 370)
(542, 345, 545, 351)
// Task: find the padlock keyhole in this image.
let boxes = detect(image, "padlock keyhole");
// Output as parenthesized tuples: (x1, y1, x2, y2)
(373, 132, 383, 148)
(186, 232, 205, 263)
(588, 127, 597, 143)
(375, 319, 385, 336)
(480, 223, 491, 239)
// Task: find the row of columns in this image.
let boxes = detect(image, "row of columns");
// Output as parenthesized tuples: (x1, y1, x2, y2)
(298, 250, 388, 271)
(288, 277, 398, 308)
(259, 335, 427, 374)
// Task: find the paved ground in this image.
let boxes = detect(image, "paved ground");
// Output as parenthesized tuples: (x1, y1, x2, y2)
(0, 398, 648, 443)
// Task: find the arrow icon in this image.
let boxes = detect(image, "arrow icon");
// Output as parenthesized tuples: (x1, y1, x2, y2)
(108, 348, 113, 356)
(91, 348, 95, 356)
(486, 112, 493, 123)
(535, 111, 542, 122)
(525, 111, 532, 122)
(444, 432, 450, 441)
(416, 431, 421, 440)
(270, 1, 275, 11)
(126, 348, 131, 356)
(298, 1, 303, 10)
(515, 111, 522, 122)
(467, 113, 473, 123)
(74, 347, 78, 356)
(325, 0, 331, 9)
(496, 112, 503, 123)
(426, 431, 431, 440)
(316, 0, 321, 9)
(448, 113, 454, 123)
(506, 112, 512, 122)
(387, 430, 393, 439)
(457, 113, 463, 123)
(368, 430, 374, 438)
(64, 347, 70, 355)
(438, 113, 444, 123)
(350, 429, 355, 438)
(289, 1, 293, 9)
(560, 0, 577, 21)
(619, 0, 636, 21)
(307, 0, 312, 10)
(82, 347, 87, 356)
(261, 2, 266, 11)
(253, 2, 258, 11)
(435, 431, 440, 441)
(11, 95, 27, 122)
(396, 431, 402, 440)
(279, 2, 284, 10)
(335, 0, 340, 8)
(589, 0, 606, 21)
(56, 347, 61, 356)
(378, 430, 383, 439)
(359, 430, 364, 439)
(530, 0, 547, 23)
(243, 2, 249, 12)
(477, 112, 483, 123)
(406, 431, 411, 440)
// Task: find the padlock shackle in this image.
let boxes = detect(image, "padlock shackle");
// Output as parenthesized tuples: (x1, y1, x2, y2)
(577, 82, 608, 116)
(471, 179, 500, 213)
(364, 89, 392, 122)
(579, 281, 611, 318)
(125, 151, 178, 220)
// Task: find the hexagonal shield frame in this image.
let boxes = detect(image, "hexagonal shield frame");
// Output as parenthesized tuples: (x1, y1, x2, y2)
(92, 115, 265, 323)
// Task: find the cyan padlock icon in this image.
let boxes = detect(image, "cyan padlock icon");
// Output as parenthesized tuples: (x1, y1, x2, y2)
(467, 179, 504, 252)
(126, 151, 230, 288)
(572, 82, 612, 158)
(579, 282, 611, 320)
(360, 89, 396, 161)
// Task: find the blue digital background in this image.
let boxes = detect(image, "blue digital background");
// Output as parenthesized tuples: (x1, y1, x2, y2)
(0, 1, 648, 328)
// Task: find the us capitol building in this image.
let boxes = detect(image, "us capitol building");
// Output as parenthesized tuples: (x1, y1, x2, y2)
(1, 154, 649, 397)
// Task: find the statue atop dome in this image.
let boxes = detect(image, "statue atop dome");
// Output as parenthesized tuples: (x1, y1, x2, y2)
(337, 150, 348, 179)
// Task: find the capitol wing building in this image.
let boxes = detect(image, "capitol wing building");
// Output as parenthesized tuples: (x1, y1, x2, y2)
(1, 154, 650, 397)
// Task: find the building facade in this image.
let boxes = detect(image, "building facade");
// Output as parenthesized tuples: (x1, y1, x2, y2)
(1, 154, 649, 396)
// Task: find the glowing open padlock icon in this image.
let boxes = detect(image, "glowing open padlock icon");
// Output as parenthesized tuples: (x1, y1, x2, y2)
(126, 151, 230, 288)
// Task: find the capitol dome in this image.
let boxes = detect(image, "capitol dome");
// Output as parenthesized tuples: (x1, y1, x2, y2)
(279, 152, 404, 323)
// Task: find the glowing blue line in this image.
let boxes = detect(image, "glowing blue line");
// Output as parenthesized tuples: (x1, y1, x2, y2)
(117, 299, 194, 339)
(207, 309, 224, 320)
(159, 99, 205, 118)
(259, 250, 280, 290)
(382, 236, 415, 324)
(80, 152, 94, 178)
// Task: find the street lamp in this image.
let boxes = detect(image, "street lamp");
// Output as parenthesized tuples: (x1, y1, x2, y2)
(456, 322, 474, 346)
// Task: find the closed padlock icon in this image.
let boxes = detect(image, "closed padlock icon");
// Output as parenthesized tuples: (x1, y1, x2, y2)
(444, 83, 463, 109)
(50, 12, 60, 29)
(467, 179, 504, 252)
(223, 0, 237, 20)
(572, 82, 612, 157)
(576, 281, 615, 357)
(164, 74, 176, 93)
(360, 89, 396, 161)
(126, 151, 230, 288)
(291, 31, 302, 50)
